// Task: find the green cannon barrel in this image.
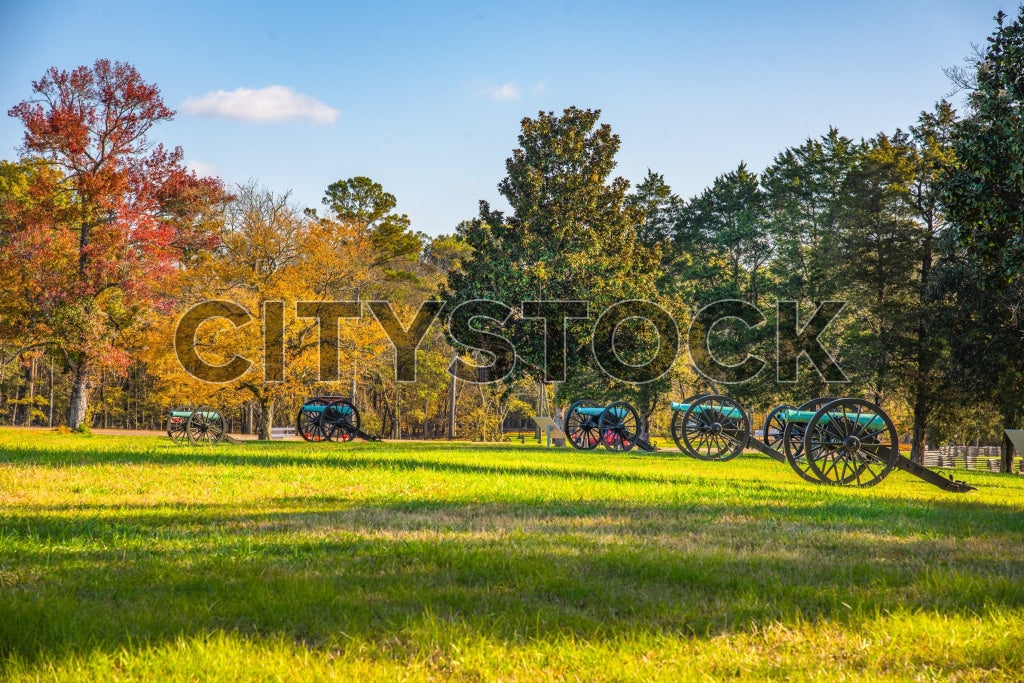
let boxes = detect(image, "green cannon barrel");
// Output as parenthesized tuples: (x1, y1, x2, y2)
(781, 409, 885, 430)
(171, 410, 220, 419)
(301, 404, 353, 415)
(575, 406, 629, 418)
(670, 401, 744, 420)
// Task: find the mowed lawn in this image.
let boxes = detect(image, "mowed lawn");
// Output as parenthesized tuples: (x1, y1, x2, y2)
(1, 429, 1023, 681)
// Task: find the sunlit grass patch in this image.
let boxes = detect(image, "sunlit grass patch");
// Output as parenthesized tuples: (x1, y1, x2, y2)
(1, 428, 1023, 680)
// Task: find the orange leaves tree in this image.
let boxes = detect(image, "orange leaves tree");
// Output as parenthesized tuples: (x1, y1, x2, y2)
(2, 60, 228, 428)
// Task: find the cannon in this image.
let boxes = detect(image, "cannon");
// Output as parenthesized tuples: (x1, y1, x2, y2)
(669, 394, 749, 461)
(670, 394, 975, 492)
(775, 397, 838, 483)
(563, 400, 656, 452)
(296, 396, 379, 443)
(166, 406, 226, 446)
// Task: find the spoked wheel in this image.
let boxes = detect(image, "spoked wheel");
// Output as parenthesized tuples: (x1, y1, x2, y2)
(804, 398, 898, 487)
(782, 397, 835, 483)
(681, 395, 749, 461)
(324, 399, 361, 443)
(564, 400, 602, 450)
(762, 404, 794, 453)
(186, 406, 226, 446)
(598, 401, 640, 452)
(670, 393, 708, 454)
(297, 398, 330, 442)
(167, 409, 189, 445)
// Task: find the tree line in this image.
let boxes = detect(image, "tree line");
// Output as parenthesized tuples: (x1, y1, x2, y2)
(2, 11, 1024, 467)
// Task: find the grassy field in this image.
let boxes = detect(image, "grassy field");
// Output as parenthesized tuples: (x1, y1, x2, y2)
(1, 428, 1023, 681)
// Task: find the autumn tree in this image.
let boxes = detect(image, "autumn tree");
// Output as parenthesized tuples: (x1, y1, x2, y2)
(146, 182, 375, 438)
(2, 59, 227, 428)
(214, 184, 315, 437)
(305, 176, 432, 436)
(148, 176, 443, 440)
(313, 176, 423, 277)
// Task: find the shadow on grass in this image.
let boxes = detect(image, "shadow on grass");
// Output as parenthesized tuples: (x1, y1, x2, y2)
(0, 441, 699, 487)
(2, 493, 1023, 669)
(0, 439, 1013, 495)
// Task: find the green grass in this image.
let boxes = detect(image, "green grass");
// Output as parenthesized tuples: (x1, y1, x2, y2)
(1, 428, 1023, 681)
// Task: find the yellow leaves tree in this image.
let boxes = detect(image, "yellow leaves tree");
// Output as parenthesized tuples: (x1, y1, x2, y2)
(146, 179, 431, 439)
(143, 184, 307, 435)
(144, 173, 529, 443)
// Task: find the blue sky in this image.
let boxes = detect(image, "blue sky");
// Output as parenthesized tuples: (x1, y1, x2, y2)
(0, 1, 1013, 236)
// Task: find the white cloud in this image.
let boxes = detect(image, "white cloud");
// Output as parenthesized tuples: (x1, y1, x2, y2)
(478, 82, 521, 100)
(530, 80, 548, 96)
(181, 85, 339, 124)
(184, 159, 219, 177)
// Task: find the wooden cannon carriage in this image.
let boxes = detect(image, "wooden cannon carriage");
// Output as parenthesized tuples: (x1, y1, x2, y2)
(668, 394, 749, 461)
(166, 406, 227, 446)
(296, 396, 379, 443)
(670, 394, 975, 492)
(165, 398, 378, 445)
(563, 400, 656, 452)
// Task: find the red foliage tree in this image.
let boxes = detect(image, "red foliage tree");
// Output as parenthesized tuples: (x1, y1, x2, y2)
(3, 59, 229, 428)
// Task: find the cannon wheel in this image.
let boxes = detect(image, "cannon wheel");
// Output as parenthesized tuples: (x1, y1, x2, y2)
(564, 400, 603, 450)
(324, 399, 361, 443)
(297, 398, 331, 442)
(167, 408, 189, 445)
(669, 393, 709, 454)
(599, 401, 640, 452)
(782, 397, 836, 483)
(762, 404, 794, 453)
(186, 406, 226, 446)
(681, 395, 749, 461)
(805, 398, 898, 487)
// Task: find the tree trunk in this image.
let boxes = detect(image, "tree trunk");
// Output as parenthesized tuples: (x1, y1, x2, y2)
(910, 228, 935, 464)
(535, 376, 545, 441)
(552, 404, 566, 447)
(448, 351, 457, 439)
(910, 394, 929, 465)
(639, 413, 651, 444)
(1002, 430, 1015, 474)
(999, 405, 1021, 473)
(48, 357, 54, 428)
(394, 389, 402, 440)
(67, 360, 91, 429)
(258, 397, 274, 440)
(99, 370, 107, 429)
(27, 357, 35, 427)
